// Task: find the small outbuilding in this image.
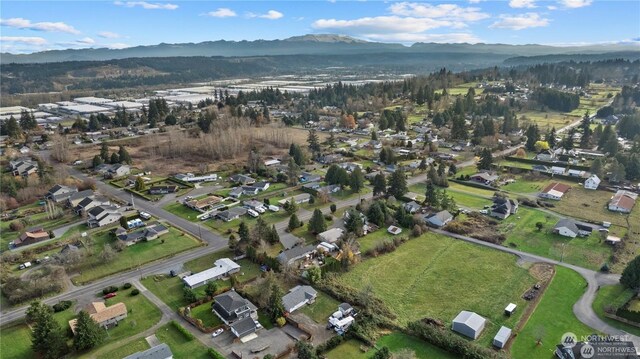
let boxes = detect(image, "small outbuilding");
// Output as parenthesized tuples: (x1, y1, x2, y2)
(493, 326, 512, 349)
(452, 311, 486, 340)
(504, 303, 517, 316)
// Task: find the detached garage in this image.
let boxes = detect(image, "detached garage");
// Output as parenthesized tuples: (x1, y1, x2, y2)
(493, 326, 512, 349)
(452, 311, 486, 340)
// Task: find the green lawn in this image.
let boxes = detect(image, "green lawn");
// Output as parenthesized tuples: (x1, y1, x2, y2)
(1, 210, 78, 250)
(550, 186, 630, 228)
(358, 229, 400, 254)
(376, 332, 457, 359)
(338, 232, 536, 347)
(511, 267, 596, 359)
(72, 227, 202, 284)
(206, 208, 290, 234)
(0, 323, 35, 359)
(409, 182, 494, 209)
(154, 323, 213, 359)
(326, 339, 369, 359)
(189, 302, 223, 328)
(96, 338, 149, 359)
(163, 202, 200, 222)
(300, 290, 340, 323)
(500, 208, 612, 271)
(592, 284, 640, 336)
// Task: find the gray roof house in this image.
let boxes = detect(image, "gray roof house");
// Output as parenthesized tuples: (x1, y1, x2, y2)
(282, 285, 318, 313)
(493, 326, 512, 349)
(104, 164, 130, 179)
(66, 189, 95, 208)
(117, 224, 169, 245)
(317, 228, 344, 244)
(230, 316, 258, 339)
(277, 245, 315, 266)
(212, 290, 258, 328)
(553, 219, 593, 238)
(87, 205, 122, 228)
(216, 207, 247, 222)
(124, 343, 173, 359)
(229, 174, 255, 185)
(452, 311, 486, 339)
(490, 197, 518, 220)
(404, 201, 422, 214)
(46, 185, 78, 203)
(425, 210, 453, 228)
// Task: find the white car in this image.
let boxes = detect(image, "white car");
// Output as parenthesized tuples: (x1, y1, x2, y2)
(268, 205, 280, 212)
(247, 209, 259, 218)
(255, 207, 266, 214)
(479, 209, 489, 214)
(212, 328, 224, 337)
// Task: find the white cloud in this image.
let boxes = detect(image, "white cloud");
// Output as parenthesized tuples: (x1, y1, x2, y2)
(107, 43, 131, 49)
(77, 37, 95, 44)
(547, 5, 558, 10)
(98, 31, 122, 38)
(509, 0, 537, 8)
(0, 17, 80, 34)
(490, 13, 550, 30)
(114, 1, 178, 10)
(247, 10, 284, 20)
(205, 8, 237, 18)
(388, 2, 490, 22)
(0, 36, 47, 45)
(363, 32, 481, 43)
(558, 0, 592, 8)
(468, 0, 484, 3)
(313, 16, 455, 33)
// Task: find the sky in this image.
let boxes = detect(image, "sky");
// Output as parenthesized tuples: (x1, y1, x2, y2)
(1, 0, 639, 53)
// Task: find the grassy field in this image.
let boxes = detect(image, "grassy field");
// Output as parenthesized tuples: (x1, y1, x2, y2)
(155, 322, 214, 359)
(96, 338, 149, 359)
(550, 186, 629, 227)
(409, 181, 495, 210)
(500, 208, 612, 271)
(190, 302, 223, 328)
(357, 229, 400, 254)
(1, 207, 78, 249)
(338, 232, 536, 347)
(511, 267, 595, 359)
(72, 226, 202, 284)
(376, 332, 458, 359)
(299, 290, 340, 323)
(592, 284, 640, 336)
(326, 339, 369, 359)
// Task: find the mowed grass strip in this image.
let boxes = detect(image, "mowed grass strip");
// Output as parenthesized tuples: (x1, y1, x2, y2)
(155, 322, 216, 359)
(511, 267, 595, 359)
(338, 232, 536, 346)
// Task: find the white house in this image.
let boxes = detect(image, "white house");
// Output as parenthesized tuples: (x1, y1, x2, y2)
(182, 258, 240, 288)
(282, 285, 317, 313)
(318, 228, 344, 244)
(584, 174, 601, 190)
(609, 190, 638, 213)
(552, 219, 593, 238)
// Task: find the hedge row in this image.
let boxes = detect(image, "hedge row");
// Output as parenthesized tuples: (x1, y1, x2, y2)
(504, 156, 591, 171)
(170, 320, 195, 341)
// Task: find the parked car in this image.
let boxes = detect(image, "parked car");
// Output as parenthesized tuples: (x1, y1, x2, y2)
(268, 205, 280, 212)
(170, 270, 177, 277)
(255, 207, 266, 214)
(247, 209, 259, 218)
(104, 292, 117, 299)
(479, 209, 489, 214)
(73, 160, 83, 165)
(212, 328, 224, 337)
(139, 212, 151, 220)
(18, 262, 32, 270)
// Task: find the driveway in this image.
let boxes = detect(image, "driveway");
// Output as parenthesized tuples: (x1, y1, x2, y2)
(213, 326, 295, 358)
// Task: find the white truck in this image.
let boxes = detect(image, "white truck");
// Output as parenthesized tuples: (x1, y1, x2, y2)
(19, 262, 32, 270)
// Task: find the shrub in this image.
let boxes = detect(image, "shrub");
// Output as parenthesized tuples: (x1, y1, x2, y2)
(102, 286, 118, 295)
(324, 214, 333, 221)
(330, 204, 337, 213)
(315, 334, 345, 354)
(9, 221, 24, 232)
(170, 320, 195, 341)
(52, 300, 73, 312)
(131, 289, 140, 296)
(276, 317, 286, 327)
(207, 348, 225, 359)
(123, 282, 132, 289)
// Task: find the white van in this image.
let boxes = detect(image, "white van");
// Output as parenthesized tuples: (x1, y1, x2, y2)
(268, 205, 280, 212)
(247, 209, 259, 218)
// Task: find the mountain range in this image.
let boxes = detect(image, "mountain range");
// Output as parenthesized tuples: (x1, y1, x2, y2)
(2, 34, 639, 64)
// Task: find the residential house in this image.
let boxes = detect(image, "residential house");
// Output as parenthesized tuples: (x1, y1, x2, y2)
(539, 182, 571, 200)
(12, 228, 50, 248)
(553, 219, 593, 238)
(149, 185, 178, 195)
(317, 154, 344, 164)
(302, 182, 321, 191)
(229, 174, 255, 185)
(317, 228, 344, 244)
(211, 290, 258, 332)
(117, 224, 169, 246)
(534, 150, 555, 162)
(183, 258, 240, 288)
(216, 207, 247, 222)
(124, 343, 173, 359)
(532, 165, 550, 173)
(243, 200, 265, 211)
(174, 173, 217, 183)
(490, 197, 519, 220)
(9, 158, 38, 177)
(104, 164, 130, 179)
(493, 326, 512, 349)
(230, 317, 259, 339)
(75, 196, 110, 215)
(469, 172, 499, 186)
(608, 190, 638, 213)
(66, 189, 95, 208)
(69, 302, 127, 334)
(46, 184, 78, 203)
(250, 182, 270, 192)
(277, 245, 316, 267)
(584, 174, 601, 190)
(404, 201, 422, 214)
(264, 159, 281, 167)
(425, 210, 453, 228)
(87, 205, 122, 228)
(567, 169, 586, 178)
(338, 162, 362, 173)
(282, 285, 318, 314)
(278, 193, 311, 206)
(229, 187, 245, 199)
(185, 196, 222, 212)
(550, 166, 566, 175)
(300, 172, 322, 183)
(240, 186, 260, 196)
(452, 311, 486, 340)
(317, 184, 341, 196)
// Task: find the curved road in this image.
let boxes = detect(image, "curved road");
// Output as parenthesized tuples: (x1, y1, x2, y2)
(2, 144, 636, 350)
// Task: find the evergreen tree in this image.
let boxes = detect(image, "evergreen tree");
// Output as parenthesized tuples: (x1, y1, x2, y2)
(3, 116, 21, 138)
(371, 129, 378, 141)
(288, 213, 301, 231)
(387, 169, 408, 198)
(110, 152, 120, 164)
(451, 116, 467, 140)
(349, 166, 365, 193)
(31, 306, 66, 359)
(285, 200, 298, 215)
(267, 284, 285, 322)
(134, 176, 146, 191)
(118, 146, 132, 164)
(372, 173, 386, 196)
(100, 143, 109, 161)
(183, 287, 197, 303)
(307, 129, 321, 153)
(425, 181, 438, 207)
(205, 282, 218, 297)
(418, 158, 427, 171)
(287, 158, 300, 186)
(327, 132, 336, 148)
(621, 255, 640, 290)
(580, 112, 592, 148)
(73, 310, 104, 350)
(525, 125, 540, 151)
(308, 209, 327, 234)
(547, 127, 557, 148)
(238, 222, 250, 244)
(590, 158, 604, 179)
(344, 209, 364, 236)
(602, 129, 619, 155)
(366, 202, 386, 227)
(477, 148, 493, 171)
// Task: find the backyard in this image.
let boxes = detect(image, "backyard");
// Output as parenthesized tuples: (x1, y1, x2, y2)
(338, 232, 536, 347)
(511, 267, 596, 358)
(325, 332, 458, 359)
(500, 207, 612, 271)
(299, 290, 340, 323)
(592, 284, 640, 336)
